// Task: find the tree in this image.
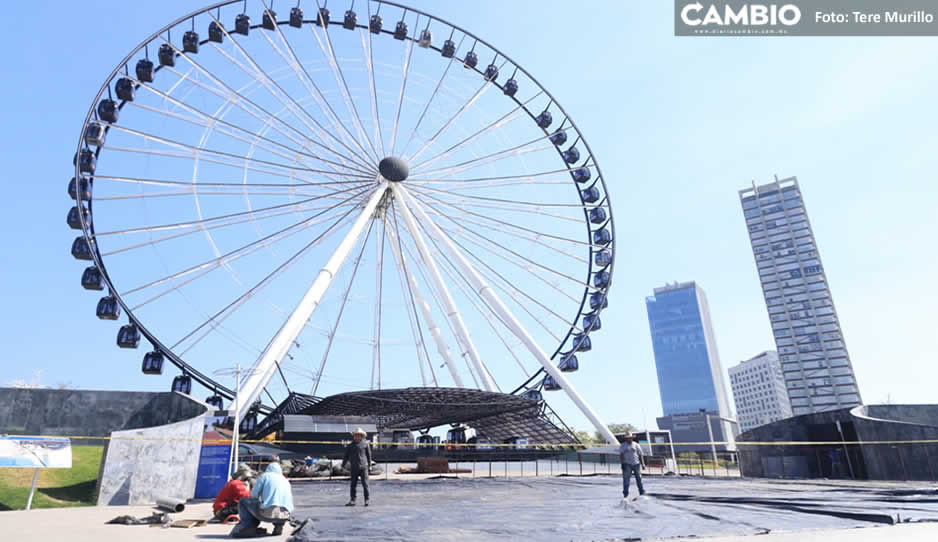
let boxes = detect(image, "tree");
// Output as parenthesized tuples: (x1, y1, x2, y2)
(595, 422, 638, 443)
(566, 428, 597, 447)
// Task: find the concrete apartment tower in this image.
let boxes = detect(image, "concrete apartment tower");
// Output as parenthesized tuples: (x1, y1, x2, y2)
(645, 281, 736, 451)
(739, 176, 861, 416)
(729, 351, 793, 433)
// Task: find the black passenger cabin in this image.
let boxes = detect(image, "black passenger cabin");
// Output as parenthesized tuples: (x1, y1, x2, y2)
(289, 7, 304, 28)
(235, 14, 250, 35)
(142, 351, 164, 375)
(69, 177, 92, 201)
(369, 15, 382, 33)
(592, 270, 610, 289)
(441, 39, 456, 58)
(84, 122, 106, 147)
(543, 375, 561, 391)
(572, 167, 591, 183)
(136, 59, 155, 82)
(262, 9, 277, 30)
(535, 111, 552, 128)
(158, 43, 175, 67)
(418, 29, 432, 48)
(209, 21, 225, 42)
(549, 130, 567, 146)
(81, 266, 106, 291)
(71, 236, 93, 260)
(394, 20, 408, 40)
(96, 296, 120, 320)
(67, 206, 89, 230)
(463, 51, 478, 69)
(75, 150, 96, 175)
(183, 31, 199, 53)
(594, 249, 612, 267)
(503, 78, 518, 97)
(343, 10, 357, 30)
(559, 355, 579, 372)
(315, 7, 330, 27)
(117, 323, 141, 348)
(582, 313, 601, 331)
(115, 77, 135, 101)
(172, 375, 192, 395)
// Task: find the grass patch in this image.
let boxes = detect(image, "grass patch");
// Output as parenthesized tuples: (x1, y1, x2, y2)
(0, 445, 103, 510)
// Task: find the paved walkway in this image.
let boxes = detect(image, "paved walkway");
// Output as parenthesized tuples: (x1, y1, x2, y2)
(2, 502, 278, 542)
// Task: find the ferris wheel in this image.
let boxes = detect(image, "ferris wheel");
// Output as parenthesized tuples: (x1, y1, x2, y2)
(69, 0, 617, 442)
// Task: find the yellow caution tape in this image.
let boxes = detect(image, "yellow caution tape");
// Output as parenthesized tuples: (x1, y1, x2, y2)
(6, 434, 938, 448)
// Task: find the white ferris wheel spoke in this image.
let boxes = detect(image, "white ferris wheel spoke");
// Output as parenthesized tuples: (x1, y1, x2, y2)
(391, 183, 495, 391)
(124, 98, 373, 179)
(119, 187, 371, 298)
(421, 219, 574, 343)
(155, 41, 374, 175)
(395, 184, 616, 444)
(169, 205, 368, 354)
(428, 233, 532, 379)
(151, 63, 375, 174)
(101, 199, 359, 258)
(404, 61, 508, 165)
(128, 204, 359, 312)
(363, 0, 385, 157)
(236, 182, 388, 419)
(103, 122, 374, 180)
(386, 215, 435, 387)
(371, 215, 386, 390)
(407, 90, 544, 173)
(309, 218, 377, 398)
(386, 211, 463, 388)
(94, 184, 369, 236)
(306, 0, 381, 162)
(397, 34, 466, 160)
(256, 8, 380, 164)
(388, 14, 418, 156)
(201, 15, 377, 167)
(409, 130, 562, 177)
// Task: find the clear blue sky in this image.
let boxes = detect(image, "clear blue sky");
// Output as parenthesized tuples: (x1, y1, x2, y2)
(1, 1, 936, 435)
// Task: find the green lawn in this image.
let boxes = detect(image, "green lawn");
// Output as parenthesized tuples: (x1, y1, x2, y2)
(0, 445, 103, 511)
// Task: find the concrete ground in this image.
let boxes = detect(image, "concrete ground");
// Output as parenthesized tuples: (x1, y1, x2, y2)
(3, 475, 938, 541)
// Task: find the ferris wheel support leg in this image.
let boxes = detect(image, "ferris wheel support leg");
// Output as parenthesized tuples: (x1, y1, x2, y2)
(385, 224, 464, 388)
(236, 183, 388, 420)
(395, 185, 617, 445)
(391, 184, 496, 392)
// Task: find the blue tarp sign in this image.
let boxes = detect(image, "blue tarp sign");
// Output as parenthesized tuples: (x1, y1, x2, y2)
(195, 433, 232, 499)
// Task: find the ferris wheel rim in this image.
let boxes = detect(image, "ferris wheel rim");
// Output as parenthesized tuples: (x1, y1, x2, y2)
(71, 0, 616, 409)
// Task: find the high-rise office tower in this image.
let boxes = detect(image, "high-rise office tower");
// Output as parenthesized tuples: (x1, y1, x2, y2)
(646, 281, 735, 451)
(739, 176, 861, 416)
(729, 351, 793, 433)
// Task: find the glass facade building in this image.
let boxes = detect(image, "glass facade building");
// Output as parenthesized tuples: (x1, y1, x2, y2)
(739, 176, 862, 416)
(646, 282, 735, 450)
(646, 282, 732, 417)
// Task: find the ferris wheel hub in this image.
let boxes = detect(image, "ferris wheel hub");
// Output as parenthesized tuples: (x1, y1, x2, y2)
(378, 156, 410, 182)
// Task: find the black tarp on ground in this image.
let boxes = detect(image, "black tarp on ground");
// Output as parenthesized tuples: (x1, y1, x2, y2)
(288, 475, 938, 541)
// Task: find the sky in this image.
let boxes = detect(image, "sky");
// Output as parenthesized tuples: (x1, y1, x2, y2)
(0, 0, 936, 437)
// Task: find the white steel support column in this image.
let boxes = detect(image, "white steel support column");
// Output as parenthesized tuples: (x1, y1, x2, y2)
(391, 184, 496, 391)
(386, 225, 465, 388)
(396, 185, 617, 444)
(237, 184, 388, 419)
